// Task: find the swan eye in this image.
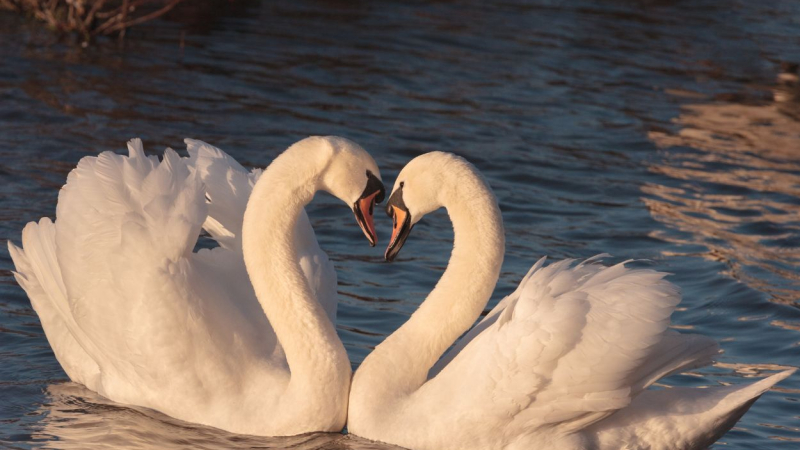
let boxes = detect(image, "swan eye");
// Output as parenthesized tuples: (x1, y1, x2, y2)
(399, 181, 405, 188)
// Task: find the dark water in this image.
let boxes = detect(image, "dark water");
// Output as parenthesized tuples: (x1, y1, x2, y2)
(1, 1, 800, 448)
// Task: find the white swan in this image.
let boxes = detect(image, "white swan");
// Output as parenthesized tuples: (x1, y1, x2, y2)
(9, 136, 385, 436)
(348, 151, 794, 450)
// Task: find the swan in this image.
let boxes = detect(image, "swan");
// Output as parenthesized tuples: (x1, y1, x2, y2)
(8, 136, 385, 436)
(348, 151, 794, 450)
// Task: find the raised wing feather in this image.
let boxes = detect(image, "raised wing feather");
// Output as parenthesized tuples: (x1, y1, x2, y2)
(34, 140, 285, 403)
(420, 257, 687, 437)
(8, 221, 101, 390)
(185, 138, 262, 250)
(185, 139, 338, 323)
(48, 141, 209, 380)
(429, 256, 550, 378)
(55, 140, 204, 299)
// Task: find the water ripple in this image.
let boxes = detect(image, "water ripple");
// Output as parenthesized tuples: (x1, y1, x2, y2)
(1, 1, 799, 448)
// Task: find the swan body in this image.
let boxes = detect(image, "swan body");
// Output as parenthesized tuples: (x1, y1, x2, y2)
(9, 136, 384, 436)
(348, 151, 794, 450)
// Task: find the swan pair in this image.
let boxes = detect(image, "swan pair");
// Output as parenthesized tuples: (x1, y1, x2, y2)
(10, 137, 792, 449)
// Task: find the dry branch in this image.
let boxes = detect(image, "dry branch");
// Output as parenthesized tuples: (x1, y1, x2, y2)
(0, 0, 186, 40)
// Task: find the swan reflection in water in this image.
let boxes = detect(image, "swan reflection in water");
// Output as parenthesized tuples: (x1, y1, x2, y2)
(645, 64, 800, 305)
(28, 383, 400, 450)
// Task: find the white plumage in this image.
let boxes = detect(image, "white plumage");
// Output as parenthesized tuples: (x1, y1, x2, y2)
(348, 151, 793, 450)
(9, 136, 382, 436)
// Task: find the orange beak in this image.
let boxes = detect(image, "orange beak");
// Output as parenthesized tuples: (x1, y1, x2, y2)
(384, 202, 412, 262)
(388, 205, 408, 249)
(354, 191, 379, 246)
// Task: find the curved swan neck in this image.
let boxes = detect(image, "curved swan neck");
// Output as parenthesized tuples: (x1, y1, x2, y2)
(242, 148, 348, 386)
(357, 163, 505, 397)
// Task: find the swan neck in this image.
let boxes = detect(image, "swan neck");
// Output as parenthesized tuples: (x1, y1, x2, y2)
(357, 168, 504, 398)
(241, 152, 347, 386)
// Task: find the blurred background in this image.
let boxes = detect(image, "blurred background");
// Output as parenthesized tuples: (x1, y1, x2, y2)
(1, 0, 799, 448)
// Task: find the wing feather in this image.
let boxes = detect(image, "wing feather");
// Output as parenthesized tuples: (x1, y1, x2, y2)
(41, 140, 224, 392)
(185, 138, 262, 250)
(423, 257, 692, 437)
(11, 138, 337, 403)
(8, 224, 101, 389)
(185, 139, 338, 324)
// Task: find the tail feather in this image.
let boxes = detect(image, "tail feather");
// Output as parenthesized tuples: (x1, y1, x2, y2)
(629, 330, 720, 395)
(19, 219, 71, 321)
(588, 369, 795, 450)
(8, 221, 101, 389)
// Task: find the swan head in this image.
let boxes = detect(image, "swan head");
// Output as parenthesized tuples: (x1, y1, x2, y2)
(310, 136, 385, 246)
(384, 152, 473, 261)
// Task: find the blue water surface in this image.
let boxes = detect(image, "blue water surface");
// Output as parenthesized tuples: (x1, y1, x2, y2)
(1, 1, 799, 448)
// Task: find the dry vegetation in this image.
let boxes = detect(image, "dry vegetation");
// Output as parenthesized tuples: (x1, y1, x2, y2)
(0, 0, 185, 39)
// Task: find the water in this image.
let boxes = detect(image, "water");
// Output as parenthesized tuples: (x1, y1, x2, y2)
(1, 0, 799, 448)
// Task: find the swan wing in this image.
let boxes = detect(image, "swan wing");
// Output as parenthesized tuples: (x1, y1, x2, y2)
(8, 223, 101, 390)
(185, 138, 261, 250)
(185, 139, 338, 323)
(586, 369, 795, 450)
(420, 257, 691, 437)
(429, 256, 551, 378)
(30, 140, 285, 404)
